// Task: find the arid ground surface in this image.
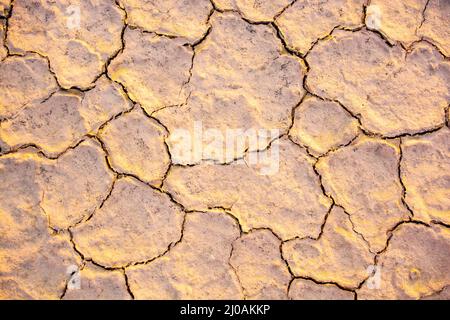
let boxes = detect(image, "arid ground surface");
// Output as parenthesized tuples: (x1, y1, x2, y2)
(0, 0, 449, 300)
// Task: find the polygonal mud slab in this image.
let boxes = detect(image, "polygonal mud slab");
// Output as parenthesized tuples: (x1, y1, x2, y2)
(154, 12, 305, 164)
(230, 230, 291, 299)
(8, 0, 125, 89)
(276, 0, 365, 54)
(1, 151, 52, 253)
(63, 263, 131, 300)
(0, 232, 81, 299)
(108, 27, 193, 114)
(39, 139, 114, 230)
(72, 176, 184, 268)
(119, 0, 213, 43)
(358, 223, 450, 299)
(0, 53, 58, 119)
(163, 137, 332, 240)
(282, 206, 374, 289)
(0, 76, 131, 156)
(366, 0, 427, 45)
(401, 128, 450, 225)
(316, 136, 411, 252)
(418, 0, 450, 57)
(289, 95, 359, 156)
(306, 30, 450, 137)
(127, 211, 243, 299)
(99, 108, 170, 187)
(0, 151, 81, 299)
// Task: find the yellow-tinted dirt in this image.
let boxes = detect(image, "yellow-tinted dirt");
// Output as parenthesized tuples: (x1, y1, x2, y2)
(0, 0, 449, 300)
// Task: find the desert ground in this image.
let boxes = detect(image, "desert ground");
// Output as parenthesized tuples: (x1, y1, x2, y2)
(0, 0, 449, 300)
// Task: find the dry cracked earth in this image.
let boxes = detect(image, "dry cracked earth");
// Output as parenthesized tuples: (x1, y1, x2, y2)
(0, 0, 449, 300)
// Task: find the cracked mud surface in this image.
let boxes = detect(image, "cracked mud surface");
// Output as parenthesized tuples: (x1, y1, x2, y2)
(0, 0, 449, 300)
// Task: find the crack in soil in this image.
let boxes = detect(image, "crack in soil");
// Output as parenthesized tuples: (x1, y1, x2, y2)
(1, 0, 448, 300)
